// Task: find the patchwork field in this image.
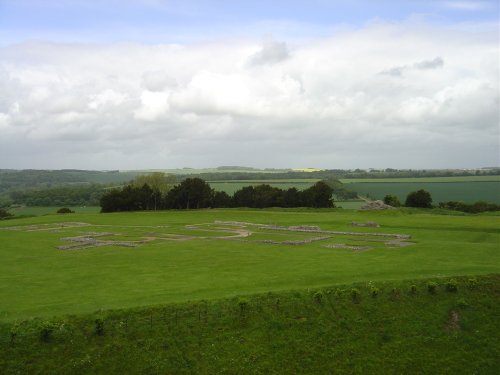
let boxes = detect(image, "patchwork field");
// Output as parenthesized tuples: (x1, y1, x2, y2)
(208, 176, 500, 204)
(208, 180, 318, 194)
(347, 181, 500, 203)
(0, 208, 498, 321)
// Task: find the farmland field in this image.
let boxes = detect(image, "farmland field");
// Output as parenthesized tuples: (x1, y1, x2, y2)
(208, 176, 500, 204)
(208, 180, 318, 194)
(347, 181, 500, 203)
(0, 208, 498, 321)
(340, 176, 500, 183)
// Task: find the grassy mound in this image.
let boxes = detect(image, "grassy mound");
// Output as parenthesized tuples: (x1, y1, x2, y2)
(1, 274, 499, 374)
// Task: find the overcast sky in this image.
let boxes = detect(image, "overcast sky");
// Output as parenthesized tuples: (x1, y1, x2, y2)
(0, 0, 498, 170)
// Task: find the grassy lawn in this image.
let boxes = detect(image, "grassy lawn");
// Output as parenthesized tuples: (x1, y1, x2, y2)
(0, 208, 498, 321)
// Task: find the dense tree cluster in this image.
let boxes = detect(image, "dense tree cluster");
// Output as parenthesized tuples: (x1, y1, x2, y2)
(0, 208, 13, 219)
(9, 184, 106, 207)
(383, 194, 402, 207)
(405, 189, 433, 208)
(100, 179, 334, 212)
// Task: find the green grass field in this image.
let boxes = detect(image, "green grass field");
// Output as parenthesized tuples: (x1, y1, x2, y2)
(0, 208, 498, 322)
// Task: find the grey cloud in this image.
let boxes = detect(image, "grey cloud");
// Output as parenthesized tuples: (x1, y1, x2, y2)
(380, 57, 444, 76)
(247, 41, 289, 66)
(414, 57, 444, 70)
(379, 66, 407, 76)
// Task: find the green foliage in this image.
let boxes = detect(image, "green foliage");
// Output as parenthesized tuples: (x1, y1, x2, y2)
(409, 285, 418, 295)
(383, 194, 401, 207)
(370, 286, 380, 298)
(350, 288, 361, 302)
(445, 279, 458, 292)
(457, 298, 469, 309)
(131, 173, 176, 195)
(0, 208, 13, 219)
(166, 178, 214, 209)
(405, 189, 433, 208)
(39, 321, 55, 342)
(56, 207, 74, 214)
(322, 177, 358, 200)
(427, 282, 438, 294)
(313, 291, 324, 304)
(301, 181, 335, 208)
(95, 318, 105, 336)
(390, 288, 402, 300)
(468, 278, 478, 288)
(237, 298, 249, 314)
(10, 184, 107, 207)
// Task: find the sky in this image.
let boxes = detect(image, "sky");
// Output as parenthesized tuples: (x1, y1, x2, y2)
(0, 0, 498, 170)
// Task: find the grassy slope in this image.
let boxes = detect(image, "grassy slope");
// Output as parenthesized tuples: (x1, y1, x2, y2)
(1, 275, 498, 374)
(0, 209, 498, 321)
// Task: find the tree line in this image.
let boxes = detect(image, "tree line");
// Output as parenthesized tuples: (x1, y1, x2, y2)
(100, 178, 334, 212)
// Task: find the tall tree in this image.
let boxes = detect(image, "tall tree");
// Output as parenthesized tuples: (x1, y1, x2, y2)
(166, 178, 214, 209)
(131, 173, 176, 210)
(301, 181, 334, 208)
(405, 189, 432, 208)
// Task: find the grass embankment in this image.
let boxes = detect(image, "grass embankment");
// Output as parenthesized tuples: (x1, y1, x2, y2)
(1, 275, 498, 374)
(1, 209, 499, 321)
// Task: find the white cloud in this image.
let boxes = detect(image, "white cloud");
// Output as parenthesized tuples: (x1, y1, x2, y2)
(0, 20, 498, 169)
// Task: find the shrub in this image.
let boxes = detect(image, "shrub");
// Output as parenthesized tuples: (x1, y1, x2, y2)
(238, 298, 249, 314)
(95, 318, 105, 336)
(457, 298, 469, 309)
(409, 285, 418, 295)
(405, 189, 433, 208)
(350, 288, 361, 302)
(39, 321, 55, 342)
(9, 322, 20, 345)
(0, 208, 13, 219)
(313, 291, 324, 304)
(370, 286, 380, 298)
(427, 282, 438, 294)
(57, 207, 74, 214)
(390, 288, 401, 300)
(468, 278, 478, 288)
(383, 195, 401, 207)
(446, 279, 458, 292)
